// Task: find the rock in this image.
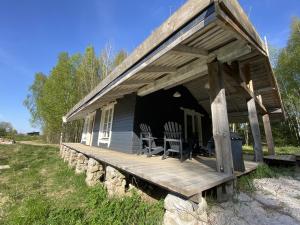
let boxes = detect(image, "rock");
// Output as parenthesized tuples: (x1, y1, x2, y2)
(104, 166, 126, 197)
(68, 150, 78, 168)
(164, 194, 194, 213)
(75, 153, 88, 174)
(163, 194, 208, 225)
(0, 165, 10, 170)
(63, 148, 71, 162)
(85, 158, 104, 186)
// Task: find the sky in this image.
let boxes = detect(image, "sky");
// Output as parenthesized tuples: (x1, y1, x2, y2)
(0, 0, 299, 133)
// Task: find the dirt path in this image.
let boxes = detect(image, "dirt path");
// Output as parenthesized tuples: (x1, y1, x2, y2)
(208, 176, 300, 225)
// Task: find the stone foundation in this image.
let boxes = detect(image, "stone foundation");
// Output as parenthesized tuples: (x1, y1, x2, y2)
(105, 166, 127, 197)
(75, 153, 88, 174)
(163, 194, 208, 225)
(68, 150, 78, 168)
(63, 147, 71, 162)
(85, 158, 105, 186)
(59, 145, 211, 224)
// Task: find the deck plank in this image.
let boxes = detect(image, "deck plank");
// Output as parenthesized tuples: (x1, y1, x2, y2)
(63, 143, 257, 198)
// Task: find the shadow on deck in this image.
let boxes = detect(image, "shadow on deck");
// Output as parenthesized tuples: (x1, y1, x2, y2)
(63, 143, 258, 199)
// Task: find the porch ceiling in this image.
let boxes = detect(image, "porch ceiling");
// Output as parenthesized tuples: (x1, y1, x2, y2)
(65, 0, 284, 122)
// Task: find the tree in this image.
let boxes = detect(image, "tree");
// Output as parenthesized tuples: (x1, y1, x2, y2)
(25, 44, 127, 143)
(274, 17, 300, 145)
(24, 72, 47, 127)
(75, 46, 100, 98)
(0, 121, 17, 139)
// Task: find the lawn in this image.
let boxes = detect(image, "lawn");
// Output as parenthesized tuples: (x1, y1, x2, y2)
(0, 144, 164, 225)
(243, 145, 300, 155)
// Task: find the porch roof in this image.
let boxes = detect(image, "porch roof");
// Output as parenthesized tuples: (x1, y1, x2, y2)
(65, 0, 284, 122)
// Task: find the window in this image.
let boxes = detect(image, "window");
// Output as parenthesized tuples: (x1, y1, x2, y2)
(81, 118, 88, 143)
(98, 103, 115, 145)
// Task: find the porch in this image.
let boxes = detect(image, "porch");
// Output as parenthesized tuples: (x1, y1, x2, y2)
(63, 142, 258, 199)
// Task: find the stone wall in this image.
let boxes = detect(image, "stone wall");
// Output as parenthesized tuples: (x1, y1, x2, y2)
(85, 158, 105, 186)
(75, 153, 88, 174)
(104, 166, 127, 197)
(68, 150, 78, 169)
(59, 144, 209, 224)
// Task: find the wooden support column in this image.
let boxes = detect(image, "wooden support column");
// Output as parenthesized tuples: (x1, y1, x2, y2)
(242, 65, 263, 162)
(262, 114, 275, 155)
(208, 60, 234, 201)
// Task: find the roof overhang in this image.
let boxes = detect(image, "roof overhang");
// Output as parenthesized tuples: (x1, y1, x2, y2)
(64, 0, 284, 123)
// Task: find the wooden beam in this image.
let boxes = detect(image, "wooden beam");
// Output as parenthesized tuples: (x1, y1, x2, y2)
(222, 63, 268, 114)
(141, 66, 177, 73)
(255, 87, 276, 94)
(171, 44, 208, 57)
(208, 60, 234, 201)
(120, 79, 153, 85)
(242, 64, 263, 162)
(215, 40, 251, 63)
(262, 114, 275, 155)
(138, 59, 207, 96)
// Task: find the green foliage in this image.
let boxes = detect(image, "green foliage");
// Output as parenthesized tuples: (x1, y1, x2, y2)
(273, 17, 300, 146)
(24, 45, 127, 143)
(23, 73, 47, 127)
(0, 144, 164, 225)
(13, 134, 43, 142)
(243, 145, 300, 155)
(0, 121, 17, 139)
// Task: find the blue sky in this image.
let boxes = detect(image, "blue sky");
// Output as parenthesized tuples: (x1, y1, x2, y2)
(0, 0, 299, 133)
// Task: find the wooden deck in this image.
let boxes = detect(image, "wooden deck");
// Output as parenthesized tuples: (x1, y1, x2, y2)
(63, 143, 258, 199)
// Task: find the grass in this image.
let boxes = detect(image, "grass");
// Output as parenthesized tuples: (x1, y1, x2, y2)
(243, 145, 300, 155)
(0, 144, 164, 225)
(13, 134, 44, 142)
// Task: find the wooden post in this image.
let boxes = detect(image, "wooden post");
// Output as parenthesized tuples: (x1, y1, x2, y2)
(241, 65, 264, 162)
(262, 114, 275, 155)
(208, 60, 234, 201)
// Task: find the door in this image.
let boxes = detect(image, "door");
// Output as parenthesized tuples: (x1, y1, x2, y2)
(182, 108, 203, 146)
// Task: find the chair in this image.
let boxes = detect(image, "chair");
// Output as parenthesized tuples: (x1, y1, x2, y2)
(139, 124, 163, 157)
(163, 122, 184, 161)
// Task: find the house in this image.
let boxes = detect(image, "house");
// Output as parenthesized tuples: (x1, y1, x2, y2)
(27, 132, 40, 136)
(61, 0, 284, 200)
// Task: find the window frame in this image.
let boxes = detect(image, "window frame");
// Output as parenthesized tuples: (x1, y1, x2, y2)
(98, 102, 115, 146)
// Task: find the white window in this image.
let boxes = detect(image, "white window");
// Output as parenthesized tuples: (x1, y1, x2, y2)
(98, 103, 115, 145)
(81, 118, 88, 143)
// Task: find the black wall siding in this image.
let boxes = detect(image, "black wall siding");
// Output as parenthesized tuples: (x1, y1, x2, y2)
(134, 86, 212, 147)
(91, 109, 101, 147)
(109, 94, 137, 153)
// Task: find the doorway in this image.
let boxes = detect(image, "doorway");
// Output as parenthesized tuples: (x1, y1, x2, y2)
(181, 107, 203, 146)
(85, 112, 96, 146)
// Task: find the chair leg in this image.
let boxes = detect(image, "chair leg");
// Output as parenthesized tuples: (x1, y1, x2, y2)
(162, 137, 167, 160)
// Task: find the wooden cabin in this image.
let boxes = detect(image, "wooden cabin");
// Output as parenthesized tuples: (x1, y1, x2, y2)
(62, 0, 284, 199)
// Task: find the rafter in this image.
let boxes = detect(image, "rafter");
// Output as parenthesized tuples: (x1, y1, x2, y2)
(171, 44, 208, 57)
(141, 66, 177, 74)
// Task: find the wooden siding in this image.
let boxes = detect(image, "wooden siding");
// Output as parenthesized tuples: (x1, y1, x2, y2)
(91, 109, 101, 147)
(109, 94, 137, 153)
